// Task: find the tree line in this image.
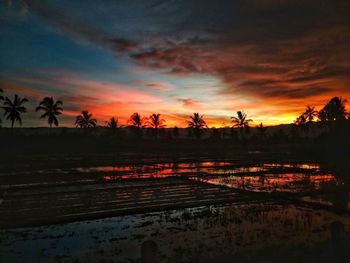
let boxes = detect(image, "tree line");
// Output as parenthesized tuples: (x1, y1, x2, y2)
(0, 88, 349, 138)
(294, 97, 348, 125)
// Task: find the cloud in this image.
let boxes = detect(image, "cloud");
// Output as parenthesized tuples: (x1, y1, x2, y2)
(5, 0, 350, 126)
(145, 82, 176, 91)
(0, 79, 45, 99)
(176, 98, 213, 110)
(20, 0, 350, 103)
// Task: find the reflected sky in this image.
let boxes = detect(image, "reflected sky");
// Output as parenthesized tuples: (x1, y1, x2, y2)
(1, 202, 349, 262)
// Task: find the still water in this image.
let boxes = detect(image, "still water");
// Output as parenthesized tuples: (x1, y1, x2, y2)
(0, 160, 349, 262)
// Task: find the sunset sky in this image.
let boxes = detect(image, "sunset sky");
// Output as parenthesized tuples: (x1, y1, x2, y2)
(1, 0, 350, 127)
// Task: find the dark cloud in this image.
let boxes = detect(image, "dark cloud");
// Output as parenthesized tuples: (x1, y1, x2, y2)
(108, 37, 137, 52)
(177, 98, 198, 108)
(21, 0, 350, 101)
(264, 87, 331, 99)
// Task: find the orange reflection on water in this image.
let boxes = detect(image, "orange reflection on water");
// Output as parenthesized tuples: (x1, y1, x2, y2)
(309, 174, 338, 190)
(263, 163, 320, 169)
(79, 162, 339, 194)
(198, 173, 338, 193)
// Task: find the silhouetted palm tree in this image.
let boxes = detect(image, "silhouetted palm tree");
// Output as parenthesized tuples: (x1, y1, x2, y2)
(318, 97, 347, 122)
(75, 110, 97, 128)
(146, 113, 166, 129)
(303, 106, 318, 122)
(294, 113, 312, 135)
(231, 111, 252, 129)
(2, 94, 28, 128)
(36, 97, 63, 128)
(231, 111, 252, 137)
(105, 117, 121, 136)
(127, 112, 145, 128)
(106, 117, 119, 129)
(294, 106, 317, 134)
(187, 112, 207, 139)
(294, 114, 306, 126)
(146, 113, 166, 138)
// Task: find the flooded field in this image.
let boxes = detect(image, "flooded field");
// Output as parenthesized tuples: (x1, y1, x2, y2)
(1, 157, 350, 262)
(1, 203, 350, 262)
(0, 159, 340, 190)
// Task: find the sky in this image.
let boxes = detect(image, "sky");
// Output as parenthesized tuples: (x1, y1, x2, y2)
(1, 0, 350, 127)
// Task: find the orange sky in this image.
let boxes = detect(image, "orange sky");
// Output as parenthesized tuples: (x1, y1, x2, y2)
(1, 1, 350, 127)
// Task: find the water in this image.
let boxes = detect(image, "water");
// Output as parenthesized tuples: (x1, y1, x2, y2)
(1, 159, 349, 262)
(1, 202, 349, 262)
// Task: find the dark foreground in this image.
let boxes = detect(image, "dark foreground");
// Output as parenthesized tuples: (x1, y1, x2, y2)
(0, 150, 350, 262)
(0, 125, 350, 262)
(1, 202, 349, 263)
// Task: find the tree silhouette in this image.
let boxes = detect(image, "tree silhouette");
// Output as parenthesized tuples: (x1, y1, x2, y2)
(127, 112, 146, 138)
(303, 106, 318, 122)
(146, 113, 166, 138)
(106, 117, 119, 129)
(294, 114, 310, 135)
(105, 117, 121, 136)
(75, 110, 97, 128)
(294, 106, 317, 134)
(146, 113, 166, 129)
(2, 94, 28, 128)
(318, 97, 347, 122)
(36, 97, 63, 128)
(231, 111, 252, 137)
(294, 114, 306, 126)
(127, 112, 145, 128)
(187, 112, 207, 139)
(231, 111, 252, 128)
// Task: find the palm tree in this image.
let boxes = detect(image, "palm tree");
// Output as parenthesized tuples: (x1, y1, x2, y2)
(294, 114, 311, 135)
(294, 114, 307, 126)
(231, 111, 252, 129)
(127, 112, 145, 128)
(303, 106, 318, 122)
(294, 106, 317, 134)
(318, 97, 347, 122)
(2, 94, 28, 128)
(187, 112, 207, 139)
(36, 97, 63, 128)
(75, 110, 97, 128)
(231, 111, 252, 138)
(105, 117, 121, 136)
(146, 113, 166, 129)
(106, 117, 119, 129)
(146, 113, 166, 138)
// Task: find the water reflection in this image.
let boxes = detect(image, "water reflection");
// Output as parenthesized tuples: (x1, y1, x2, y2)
(81, 162, 339, 195)
(1, 202, 349, 262)
(194, 173, 339, 193)
(1, 160, 348, 211)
